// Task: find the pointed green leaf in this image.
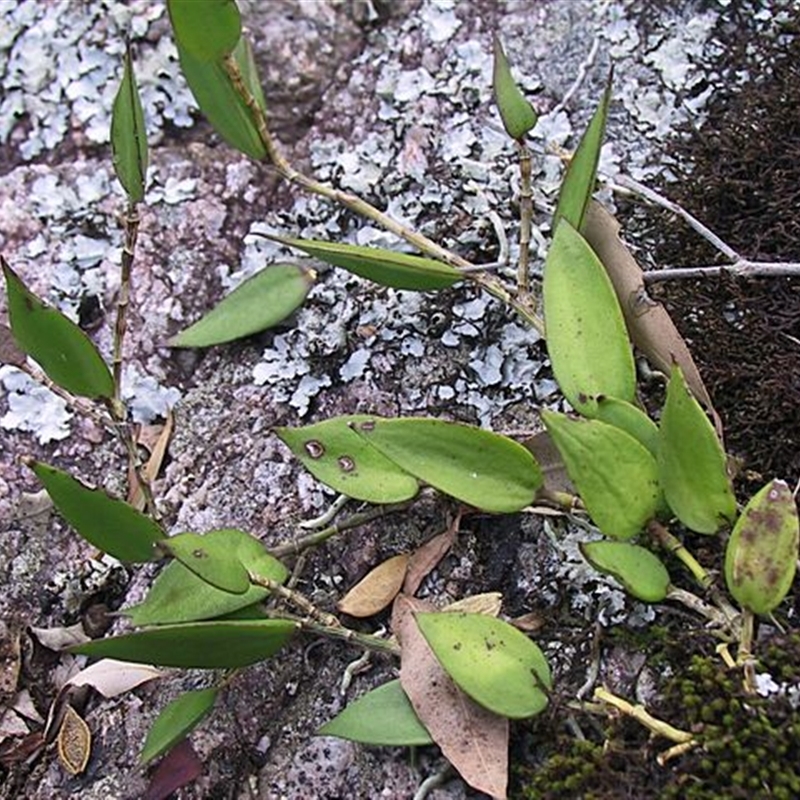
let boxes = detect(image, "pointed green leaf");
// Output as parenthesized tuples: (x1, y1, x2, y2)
(169, 264, 314, 347)
(28, 460, 165, 562)
(658, 366, 736, 534)
(416, 612, 551, 719)
(354, 417, 542, 514)
(167, 0, 241, 61)
(71, 620, 296, 668)
(2, 259, 114, 399)
(580, 541, 670, 602)
(141, 687, 218, 765)
(542, 411, 660, 539)
(274, 415, 420, 504)
(264, 235, 461, 291)
(158, 531, 250, 594)
(125, 529, 288, 626)
(177, 35, 267, 160)
(111, 44, 148, 203)
(553, 74, 612, 232)
(595, 396, 659, 456)
(543, 221, 635, 416)
(492, 36, 538, 141)
(725, 479, 799, 615)
(318, 680, 433, 746)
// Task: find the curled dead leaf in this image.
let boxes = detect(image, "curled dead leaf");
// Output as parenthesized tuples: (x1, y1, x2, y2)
(338, 553, 410, 618)
(403, 517, 459, 595)
(57, 704, 91, 775)
(442, 592, 503, 617)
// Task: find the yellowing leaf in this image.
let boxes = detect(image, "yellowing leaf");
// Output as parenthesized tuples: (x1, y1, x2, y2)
(543, 221, 635, 417)
(338, 553, 410, 618)
(57, 705, 91, 776)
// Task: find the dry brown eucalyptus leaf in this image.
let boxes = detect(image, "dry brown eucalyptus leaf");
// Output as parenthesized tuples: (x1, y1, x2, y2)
(337, 553, 410, 618)
(129, 410, 174, 510)
(57, 704, 91, 775)
(581, 201, 722, 438)
(393, 594, 509, 799)
(403, 517, 459, 595)
(442, 592, 503, 617)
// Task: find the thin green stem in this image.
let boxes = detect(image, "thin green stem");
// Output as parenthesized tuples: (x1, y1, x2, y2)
(518, 141, 532, 294)
(221, 54, 545, 336)
(739, 608, 756, 694)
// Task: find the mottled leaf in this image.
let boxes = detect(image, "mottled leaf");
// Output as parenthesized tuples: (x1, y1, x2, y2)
(580, 541, 670, 602)
(111, 44, 148, 202)
(493, 35, 538, 141)
(125, 529, 288, 626)
(3, 259, 114, 399)
(416, 612, 551, 719)
(542, 412, 660, 539)
(725, 479, 799, 615)
(274, 415, 419, 504)
(28, 460, 165, 562)
(543, 220, 635, 417)
(264, 235, 461, 291)
(553, 74, 611, 232)
(338, 553, 409, 618)
(71, 620, 296, 669)
(141, 687, 218, 765)
(354, 416, 542, 514)
(169, 265, 314, 347)
(167, 0, 241, 61)
(318, 680, 432, 746)
(658, 366, 736, 534)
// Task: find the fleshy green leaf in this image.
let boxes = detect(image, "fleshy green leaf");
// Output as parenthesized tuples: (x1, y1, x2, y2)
(71, 620, 296, 668)
(542, 411, 660, 539)
(111, 44, 148, 203)
(274, 415, 420, 504)
(492, 36, 538, 141)
(169, 264, 314, 347)
(416, 612, 551, 719)
(167, 0, 241, 61)
(595, 396, 659, 456)
(658, 366, 736, 534)
(353, 417, 542, 514)
(725, 479, 799, 615)
(543, 221, 635, 417)
(264, 235, 461, 291)
(580, 541, 671, 602)
(177, 35, 267, 160)
(28, 460, 165, 562)
(553, 74, 612, 232)
(318, 680, 433, 746)
(125, 529, 288, 626)
(141, 687, 218, 765)
(2, 259, 114, 399)
(158, 531, 250, 594)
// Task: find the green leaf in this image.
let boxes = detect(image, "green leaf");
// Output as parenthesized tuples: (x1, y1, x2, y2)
(2, 259, 114, 399)
(542, 221, 635, 417)
(658, 366, 736, 534)
(28, 460, 165, 562)
(353, 417, 542, 514)
(416, 612, 551, 719)
(492, 36, 538, 141)
(264, 235, 461, 291)
(141, 687, 218, 765)
(725, 479, 799, 615)
(167, 0, 241, 61)
(542, 412, 660, 539)
(111, 44, 148, 203)
(158, 531, 250, 594)
(177, 35, 267, 160)
(274, 415, 420, 504)
(553, 74, 612, 232)
(169, 264, 314, 347)
(125, 529, 288, 626)
(580, 541, 671, 602)
(595, 396, 659, 456)
(71, 620, 296, 668)
(318, 680, 433, 746)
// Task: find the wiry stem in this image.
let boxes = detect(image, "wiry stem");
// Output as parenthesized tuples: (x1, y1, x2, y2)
(221, 54, 545, 336)
(517, 141, 533, 294)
